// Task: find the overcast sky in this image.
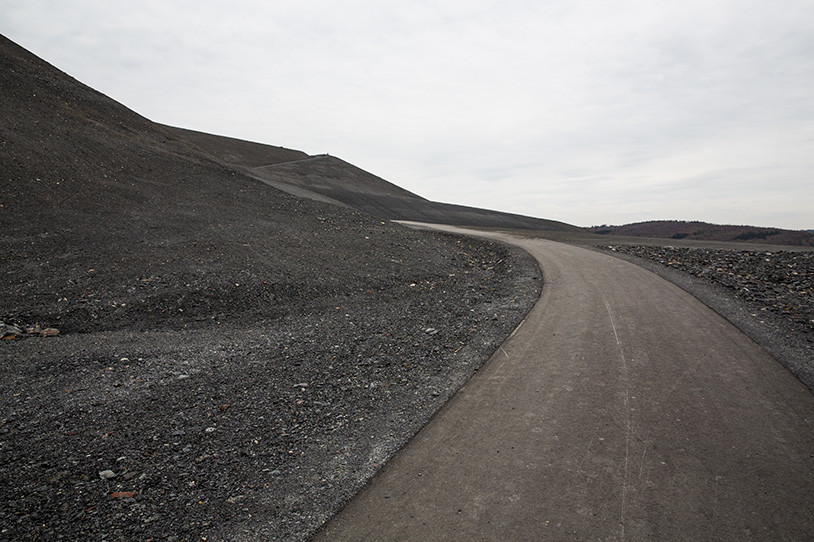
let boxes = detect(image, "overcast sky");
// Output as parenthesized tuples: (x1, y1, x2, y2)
(3, 1, 813, 229)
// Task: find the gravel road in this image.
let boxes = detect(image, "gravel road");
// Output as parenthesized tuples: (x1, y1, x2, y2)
(317, 228, 814, 541)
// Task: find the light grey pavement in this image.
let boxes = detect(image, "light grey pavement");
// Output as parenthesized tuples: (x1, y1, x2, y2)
(315, 227, 814, 541)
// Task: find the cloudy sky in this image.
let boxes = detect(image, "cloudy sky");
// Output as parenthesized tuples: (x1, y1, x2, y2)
(3, 1, 813, 229)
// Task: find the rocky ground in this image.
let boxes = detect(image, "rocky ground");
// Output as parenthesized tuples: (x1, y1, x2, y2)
(600, 244, 814, 390)
(0, 232, 541, 541)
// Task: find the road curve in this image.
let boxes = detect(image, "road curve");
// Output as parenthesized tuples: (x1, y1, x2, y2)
(315, 227, 814, 541)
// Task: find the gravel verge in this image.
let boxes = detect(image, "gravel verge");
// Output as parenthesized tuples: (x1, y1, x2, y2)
(597, 244, 814, 392)
(0, 232, 540, 541)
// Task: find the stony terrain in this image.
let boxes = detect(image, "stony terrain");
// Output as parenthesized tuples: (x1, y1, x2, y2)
(601, 244, 814, 390)
(0, 235, 540, 541)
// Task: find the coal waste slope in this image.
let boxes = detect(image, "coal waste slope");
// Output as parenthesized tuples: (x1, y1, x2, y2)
(0, 35, 542, 540)
(245, 155, 581, 232)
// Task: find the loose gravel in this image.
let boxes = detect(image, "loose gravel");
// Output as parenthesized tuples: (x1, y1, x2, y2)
(0, 234, 540, 542)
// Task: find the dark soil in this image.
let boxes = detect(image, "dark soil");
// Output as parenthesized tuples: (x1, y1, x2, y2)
(0, 34, 542, 540)
(600, 244, 814, 391)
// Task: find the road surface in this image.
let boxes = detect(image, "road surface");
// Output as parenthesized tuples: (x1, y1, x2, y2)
(315, 227, 814, 541)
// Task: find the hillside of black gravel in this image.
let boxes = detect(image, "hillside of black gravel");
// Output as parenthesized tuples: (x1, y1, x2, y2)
(0, 34, 542, 540)
(238, 153, 582, 232)
(161, 123, 581, 233)
(601, 244, 814, 390)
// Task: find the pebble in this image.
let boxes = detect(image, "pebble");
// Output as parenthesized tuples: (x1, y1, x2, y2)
(110, 491, 135, 499)
(98, 470, 116, 479)
(0, 323, 60, 338)
(0, 323, 23, 338)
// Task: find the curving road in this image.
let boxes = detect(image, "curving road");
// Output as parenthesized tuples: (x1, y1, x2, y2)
(316, 227, 814, 541)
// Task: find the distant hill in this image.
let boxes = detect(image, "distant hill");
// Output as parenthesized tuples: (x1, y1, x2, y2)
(588, 221, 814, 246)
(162, 128, 579, 232)
(242, 154, 579, 231)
